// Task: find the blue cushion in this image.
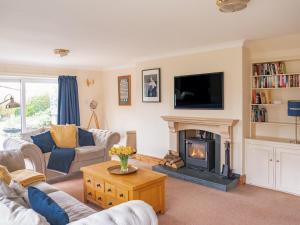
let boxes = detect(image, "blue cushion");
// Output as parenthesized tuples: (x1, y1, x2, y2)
(78, 128, 95, 146)
(31, 131, 55, 153)
(28, 186, 69, 225)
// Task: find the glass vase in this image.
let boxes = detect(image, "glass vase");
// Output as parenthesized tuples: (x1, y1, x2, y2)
(119, 155, 129, 172)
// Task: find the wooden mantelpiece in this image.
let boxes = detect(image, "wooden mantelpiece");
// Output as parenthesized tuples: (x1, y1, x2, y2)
(161, 115, 239, 169)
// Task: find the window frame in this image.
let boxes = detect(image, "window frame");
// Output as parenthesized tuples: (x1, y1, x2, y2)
(0, 76, 58, 133)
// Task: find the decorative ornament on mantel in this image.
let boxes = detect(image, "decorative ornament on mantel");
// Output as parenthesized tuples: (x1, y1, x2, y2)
(216, 0, 250, 13)
(54, 48, 70, 57)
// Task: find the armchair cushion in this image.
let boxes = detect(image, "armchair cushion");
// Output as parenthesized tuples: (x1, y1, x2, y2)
(50, 125, 76, 148)
(28, 186, 69, 225)
(31, 131, 55, 153)
(74, 146, 104, 162)
(78, 128, 95, 147)
(0, 165, 12, 185)
(0, 150, 26, 172)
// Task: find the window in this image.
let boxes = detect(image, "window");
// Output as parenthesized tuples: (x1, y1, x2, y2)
(0, 77, 58, 146)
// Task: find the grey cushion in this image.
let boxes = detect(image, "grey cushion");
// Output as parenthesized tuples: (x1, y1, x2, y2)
(0, 150, 25, 172)
(0, 180, 28, 208)
(48, 191, 96, 222)
(74, 146, 105, 162)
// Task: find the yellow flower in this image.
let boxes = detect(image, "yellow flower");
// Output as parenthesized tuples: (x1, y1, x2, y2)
(109, 145, 135, 156)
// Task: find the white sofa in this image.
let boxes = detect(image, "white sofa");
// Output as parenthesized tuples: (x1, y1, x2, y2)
(0, 150, 158, 225)
(3, 128, 121, 180)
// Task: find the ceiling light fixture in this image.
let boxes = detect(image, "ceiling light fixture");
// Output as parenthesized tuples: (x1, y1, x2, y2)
(216, 0, 250, 13)
(54, 48, 70, 57)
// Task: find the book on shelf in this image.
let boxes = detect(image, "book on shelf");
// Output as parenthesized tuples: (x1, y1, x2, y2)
(252, 62, 286, 76)
(252, 74, 300, 88)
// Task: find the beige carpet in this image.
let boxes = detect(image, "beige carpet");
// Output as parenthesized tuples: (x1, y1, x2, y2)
(52, 160, 300, 225)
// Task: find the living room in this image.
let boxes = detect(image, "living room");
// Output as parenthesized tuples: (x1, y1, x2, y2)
(1, 1, 300, 225)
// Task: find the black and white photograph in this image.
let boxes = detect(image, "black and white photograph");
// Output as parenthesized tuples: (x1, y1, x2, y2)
(142, 68, 161, 102)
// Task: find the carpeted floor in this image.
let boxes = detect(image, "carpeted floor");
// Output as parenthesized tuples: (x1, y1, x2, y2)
(52, 160, 300, 225)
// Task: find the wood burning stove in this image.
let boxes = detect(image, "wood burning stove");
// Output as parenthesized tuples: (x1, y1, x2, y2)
(185, 137, 215, 171)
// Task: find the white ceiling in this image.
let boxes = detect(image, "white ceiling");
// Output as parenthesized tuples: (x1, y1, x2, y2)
(0, 0, 300, 70)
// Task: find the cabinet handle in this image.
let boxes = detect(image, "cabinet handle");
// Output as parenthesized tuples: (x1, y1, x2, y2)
(269, 159, 273, 162)
(87, 179, 91, 183)
(98, 197, 102, 200)
(108, 202, 113, 206)
(88, 192, 92, 196)
(107, 188, 112, 192)
(119, 193, 124, 197)
(276, 160, 280, 163)
(96, 184, 101, 188)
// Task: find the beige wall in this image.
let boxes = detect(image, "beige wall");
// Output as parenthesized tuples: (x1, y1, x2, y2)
(0, 63, 102, 128)
(101, 47, 245, 174)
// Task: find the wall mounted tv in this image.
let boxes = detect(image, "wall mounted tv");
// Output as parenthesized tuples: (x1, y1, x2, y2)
(174, 72, 224, 109)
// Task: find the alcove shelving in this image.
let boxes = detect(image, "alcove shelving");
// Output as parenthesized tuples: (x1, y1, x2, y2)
(250, 59, 300, 143)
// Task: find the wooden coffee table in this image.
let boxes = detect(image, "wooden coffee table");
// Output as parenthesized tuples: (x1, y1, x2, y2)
(80, 160, 167, 214)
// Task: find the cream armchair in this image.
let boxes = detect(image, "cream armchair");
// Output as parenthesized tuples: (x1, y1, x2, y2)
(3, 129, 120, 180)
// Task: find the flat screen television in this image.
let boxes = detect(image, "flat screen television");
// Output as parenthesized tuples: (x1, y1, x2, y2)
(174, 72, 224, 109)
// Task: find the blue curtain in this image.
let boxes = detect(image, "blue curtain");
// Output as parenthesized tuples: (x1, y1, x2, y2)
(57, 76, 80, 125)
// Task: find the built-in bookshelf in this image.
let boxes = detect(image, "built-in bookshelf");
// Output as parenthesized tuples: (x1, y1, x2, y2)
(250, 60, 300, 141)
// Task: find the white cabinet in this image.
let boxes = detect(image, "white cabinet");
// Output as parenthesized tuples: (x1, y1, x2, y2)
(245, 139, 300, 196)
(245, 144, 274, 189)
(275, 147, 300, 194)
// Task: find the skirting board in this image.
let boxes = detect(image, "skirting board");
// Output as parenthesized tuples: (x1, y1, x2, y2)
(132, 154, 162, 164)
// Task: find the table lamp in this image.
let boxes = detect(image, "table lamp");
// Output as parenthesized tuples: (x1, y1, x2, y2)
(288, 100, 300, 144)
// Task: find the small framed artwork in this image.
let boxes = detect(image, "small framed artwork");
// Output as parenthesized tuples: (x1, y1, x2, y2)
(142, 68, 161, 102)
(118, 75, 131, 106)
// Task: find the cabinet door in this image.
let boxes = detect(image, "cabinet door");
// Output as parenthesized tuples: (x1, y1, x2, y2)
(275, 147, 300, 195)
(245, 143, 275, 189)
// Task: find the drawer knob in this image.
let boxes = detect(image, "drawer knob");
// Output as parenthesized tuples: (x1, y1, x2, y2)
(88, 192, 92, 196)
(108, 202, 113, 206)
(119, 193, 124, 197)
(107, 188, 112, 192)
(97, 184, 101, 188)
(87, 179, 91, 183)
(276, 160, 280, 163)
(98, 197, 102, 200)
(269, 159, 273, 162)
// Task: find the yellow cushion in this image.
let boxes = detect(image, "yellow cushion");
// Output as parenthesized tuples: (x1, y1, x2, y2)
(50, 124, 77, 148)
(10, 169, 46, 187)
(0, 165, 12, 185)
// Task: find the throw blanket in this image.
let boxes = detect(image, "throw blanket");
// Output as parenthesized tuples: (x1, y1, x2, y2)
(47, 148, 75, 173)
(10, 169, 46, 187)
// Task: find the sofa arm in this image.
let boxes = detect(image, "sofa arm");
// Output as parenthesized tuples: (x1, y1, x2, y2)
(68, 200, 158, 225)
(3, 138, 45, 174)
(89, 129, 121, 160)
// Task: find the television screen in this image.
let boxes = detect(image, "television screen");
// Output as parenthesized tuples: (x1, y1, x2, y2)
(174, 72, 224, 109)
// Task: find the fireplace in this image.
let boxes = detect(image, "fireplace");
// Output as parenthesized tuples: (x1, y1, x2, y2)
(185, 137, 215, 171)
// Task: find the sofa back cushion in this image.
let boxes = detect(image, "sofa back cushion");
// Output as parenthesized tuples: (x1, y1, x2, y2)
(31, 131, 56, 153)
(28, 186, 69, 225)
(0, 150, 25, 172)
(50, 124, 77, 148)
(20, 127, 46, 142)
(78, 128, 95, 147)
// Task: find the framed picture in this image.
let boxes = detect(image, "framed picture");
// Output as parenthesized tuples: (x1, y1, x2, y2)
(118, 75, 131, 106)
(142, 68, 161, 102)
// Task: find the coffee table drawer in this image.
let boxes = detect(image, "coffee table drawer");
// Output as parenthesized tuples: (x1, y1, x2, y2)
(84, 175, 94, 187)
(105, 182, 116, 197)
(94, 179, 105, 192)
(105, 196, 117, 208)
(95, 191, 105, 207)
(86, 186, 95, 201)
(116, 188, 128, 202)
